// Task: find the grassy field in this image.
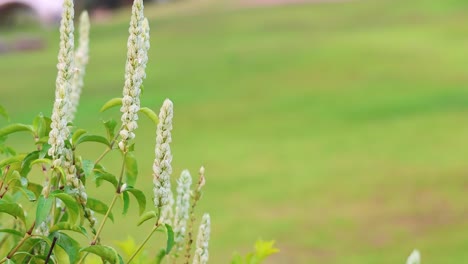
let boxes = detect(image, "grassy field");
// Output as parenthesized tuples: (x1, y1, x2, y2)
(1, 0, 468, 263)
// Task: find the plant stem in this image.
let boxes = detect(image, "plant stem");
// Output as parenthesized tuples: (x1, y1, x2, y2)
(90, 152, 126, 245)
(0, 222, 35, 263)
(126, 222, 160, 264)
(94, 147, 111, 165)
(90, 193, 118, 245)
(45, 236, 58, 264)
(94, 129, 121, 165)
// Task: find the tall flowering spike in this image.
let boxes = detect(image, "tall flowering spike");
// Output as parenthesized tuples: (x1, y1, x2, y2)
(173, 170, 193, 250)
(153, 99, 173, 209)
(48, 0, 74, 168)
(69, 10, 90, 121)
(406, 250, 421, 264)
(193, 213, 211, 264)
(118, 0, 148, 152)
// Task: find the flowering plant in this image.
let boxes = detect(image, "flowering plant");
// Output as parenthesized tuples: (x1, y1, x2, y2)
(0, 0, 212, 263)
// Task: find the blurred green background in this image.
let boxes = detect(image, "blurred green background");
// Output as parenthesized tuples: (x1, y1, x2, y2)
(1, 0, 468, 263)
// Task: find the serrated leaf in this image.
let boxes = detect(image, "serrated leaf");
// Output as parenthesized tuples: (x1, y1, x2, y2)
(0, 154, 26, 169)
(254, 240, 279, 260)
(51, 192, 80, 225)
(0, 105, 9, 121)
(36, 195, 53, 226)
(80, 245, 119, 264)
(94, 169, 118, 189)
(87, 197, 114, 222)
(82, 159, 94, 178)
(76, 135, 109, 147)
(71, 129, 87, 145)
(165, 224, 175, 254)
(125, 153, 138, 186)
(137, 211, 157, 226)
(0, 228, 23, 237)
(51, 231, 81, 264)
(50, 222, 88, 237)
(100, 98, 122, 112)
(0, 123, 33, 138)
(103, 119, 117, 141)
(139, 107, 158, 124)
(20, 150, 40, 176)
(122, 191, 129, 215)
(125, 187, 146, 215)
(0, 200, 25, 224)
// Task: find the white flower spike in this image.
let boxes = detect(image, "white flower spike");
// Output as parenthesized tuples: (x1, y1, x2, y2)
(119, 0, 149, 151)
(69, 10, 90, 121)
(173, 169, 192, 250)
(193, 213, 210, 264)
(153, 99, 173, 209)
(406, 249, 421, 264)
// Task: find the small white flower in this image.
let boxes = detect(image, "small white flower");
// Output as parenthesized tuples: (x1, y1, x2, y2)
(406, 249, 421, 264)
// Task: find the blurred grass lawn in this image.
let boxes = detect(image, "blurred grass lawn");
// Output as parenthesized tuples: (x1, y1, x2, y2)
(1, 0, 468, 263)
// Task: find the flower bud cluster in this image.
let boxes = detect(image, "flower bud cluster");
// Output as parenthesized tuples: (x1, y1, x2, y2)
(173, 170, 192, 250)
(119, 0, 149, 151)
(153, 99, 173, 208)
(193, 213, 211, 264)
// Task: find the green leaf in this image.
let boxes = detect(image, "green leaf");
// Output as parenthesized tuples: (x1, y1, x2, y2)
(80, 245, 119, 264)
(32, 113, 47, 138)
(52, 231, 81, 264)
(254, 240, 279, 260)
(30, 158, 52, 167)
(0, 228, 23, 237)
(12, 186, 36, 201)
(165, 224, 175, 254)
(154, 249, 166, 264)
(94, 170, 118, 189)
(100, 98, 122, 112)
(71, 129, 87, 145)
(51, 192, 80, 225)
(125, 153, 138, 186)
(122, 191, 129, 215)
(137, 210, 157, 226)
(103, 119, 117, 141)
(76, 135, 110, 147)
(0, 123, 33, 138)
(27, 182, 43, 199)
(87, 197, 114, 222)
(0, 154, 26, 169)
(20, 150, 40, 176)
(82, 159, 94, 178)
(139, 107, 158, 124)
(125, 187, 146, 215)
(0, 105, 9, 121)
(0, 200, 26, 224)
(50, 222, 88, 237)
(35, 195, 54, 226)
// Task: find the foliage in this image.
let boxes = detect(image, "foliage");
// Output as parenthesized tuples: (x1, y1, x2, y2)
(231, 240, 279, 264)
(0, 0, 218, 263)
